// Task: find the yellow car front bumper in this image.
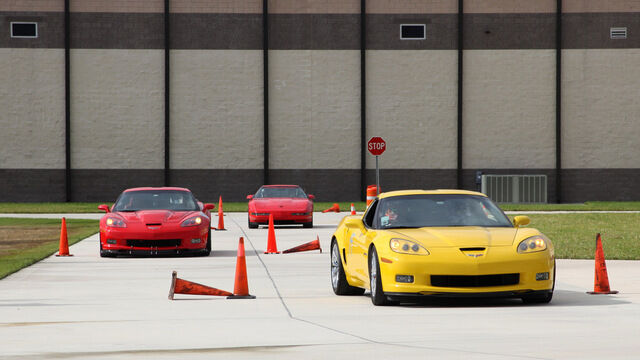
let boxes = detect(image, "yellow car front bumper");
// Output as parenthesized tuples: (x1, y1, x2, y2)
(377, 245, 554, 296)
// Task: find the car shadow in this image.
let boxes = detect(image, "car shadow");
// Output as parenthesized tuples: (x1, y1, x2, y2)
(375, 289, 629, 308)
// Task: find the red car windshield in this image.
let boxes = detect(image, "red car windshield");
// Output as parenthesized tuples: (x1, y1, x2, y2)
(112, 190, 199, 212)
(254, 187, 307, 199)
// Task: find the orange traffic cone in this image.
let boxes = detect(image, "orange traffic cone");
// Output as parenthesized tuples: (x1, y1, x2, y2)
(350, 203, 356, 215)
(168, 271, 233, 300)
(228, 237, 256, 299)
(283, 235, 322, 254)
(214, 196, 226, 231)
(587, 233, 618, 295)
(264, 214, 280, 254)
(322, 203, 340, 213)
(55, 217, 73, 257)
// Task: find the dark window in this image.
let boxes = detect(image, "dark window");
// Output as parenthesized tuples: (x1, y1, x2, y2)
(363, 200, 378, 228)
(11, 22, 38, 38)
(400, 24, 425, 40)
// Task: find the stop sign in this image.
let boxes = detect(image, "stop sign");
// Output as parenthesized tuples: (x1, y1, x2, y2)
(368, 137, 386, 156)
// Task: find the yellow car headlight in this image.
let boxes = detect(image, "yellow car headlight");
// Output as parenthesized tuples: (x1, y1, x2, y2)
(517, 235, 547, 253)
(389, 238, 429, 255)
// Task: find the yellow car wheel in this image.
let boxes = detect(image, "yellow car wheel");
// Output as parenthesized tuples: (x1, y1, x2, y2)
(369, 246, 391, 306)
(331, 240, 365, 295)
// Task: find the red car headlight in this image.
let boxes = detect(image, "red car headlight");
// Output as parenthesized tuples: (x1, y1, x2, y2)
(106, 217, 126, 228)
(181, 216, 203, 227)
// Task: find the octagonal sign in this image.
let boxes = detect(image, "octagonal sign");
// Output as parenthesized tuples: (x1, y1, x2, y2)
(368, 137, 386, 156)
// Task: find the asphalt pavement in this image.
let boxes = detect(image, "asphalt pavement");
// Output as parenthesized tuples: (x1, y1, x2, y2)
(1, 212, 639, 359)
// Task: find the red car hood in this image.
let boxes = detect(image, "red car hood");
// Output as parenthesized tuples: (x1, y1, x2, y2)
(115, 210, 196, 224)
(252, 198, 311, 212)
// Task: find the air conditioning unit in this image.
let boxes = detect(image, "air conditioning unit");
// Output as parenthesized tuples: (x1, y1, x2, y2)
(481, 175, 547, 203)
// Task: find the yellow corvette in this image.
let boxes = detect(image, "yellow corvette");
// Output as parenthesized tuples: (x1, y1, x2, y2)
(330, 190, 555, 305)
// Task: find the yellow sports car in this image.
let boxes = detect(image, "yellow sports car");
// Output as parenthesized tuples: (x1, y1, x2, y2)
(330, 190, 555, 305)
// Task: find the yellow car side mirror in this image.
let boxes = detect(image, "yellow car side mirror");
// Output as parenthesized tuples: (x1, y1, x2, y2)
(513, 215, 530, 227)
(344, 217, 365, 231)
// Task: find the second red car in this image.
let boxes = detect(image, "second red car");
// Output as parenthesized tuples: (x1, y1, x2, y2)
(247, 185, 314, 228)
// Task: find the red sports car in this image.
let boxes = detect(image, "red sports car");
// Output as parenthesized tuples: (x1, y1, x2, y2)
(247, 185, 315, 228)
(98, 187, 215, 257)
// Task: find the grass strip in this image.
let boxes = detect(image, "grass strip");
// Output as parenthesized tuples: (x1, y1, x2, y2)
(0, 218, 99, 280)
(517, 213, 640, 260)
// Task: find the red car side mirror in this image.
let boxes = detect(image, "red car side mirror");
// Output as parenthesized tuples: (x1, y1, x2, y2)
(98, 204, 110, 213)
(308, 194, 315, 200)
(203, 203, 215, 211)
(247, 195, 253, 200)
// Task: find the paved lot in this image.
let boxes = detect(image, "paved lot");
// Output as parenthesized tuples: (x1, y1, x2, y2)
(1, 212, 639, 359)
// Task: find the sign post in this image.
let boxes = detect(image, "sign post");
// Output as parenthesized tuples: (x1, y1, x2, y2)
(367, 137, 386, 195)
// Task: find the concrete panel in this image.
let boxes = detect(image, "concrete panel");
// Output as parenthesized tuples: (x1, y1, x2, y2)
(0, 1, 63, 12)
(465, 0, 555, 13)
(564, 0, 640, 13)
(70, 49, 164, 169)
(463, 50, 556, 169)
(170, 50, 263, 169)
(171, 0, 262, 14)
(366, 50, 457, 169)
(269, 50, 360, 169)
(562, 49, 640, 168)
(366, 0, 457, 14)
(269, 0, 359, 14)
(70, 0, 163, 13)
(0, 48, 65, 168)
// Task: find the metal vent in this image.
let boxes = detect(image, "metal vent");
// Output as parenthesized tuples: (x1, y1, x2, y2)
(400, 24, 426, 40)
(610, 27, 627, 39)
(481, 175, 547, 203)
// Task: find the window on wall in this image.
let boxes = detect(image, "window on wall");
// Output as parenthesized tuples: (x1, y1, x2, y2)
(11, 22, 38, 38)
(400, 24, 425, 40)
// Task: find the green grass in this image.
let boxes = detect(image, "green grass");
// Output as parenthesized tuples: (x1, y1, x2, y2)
(516, 213, 640, 260)
(0, 218, 99, 280)
(1, 201, 640, 213)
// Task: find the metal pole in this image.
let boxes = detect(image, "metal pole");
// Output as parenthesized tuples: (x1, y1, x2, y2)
(263, 0, 270, 185)
(375, 155, 380, 195)
(64, 0, 71, 201)
(164, 0, 171, 186)
(555, 0, 562, 203)
(360, 0, 367, 200)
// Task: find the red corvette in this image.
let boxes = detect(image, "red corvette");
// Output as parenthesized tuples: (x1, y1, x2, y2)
(98, 187, 215, 257)
(247, 185, 315, 228)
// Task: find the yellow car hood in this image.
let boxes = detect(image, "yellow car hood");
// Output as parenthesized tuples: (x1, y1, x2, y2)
(387, 227, 520, 248)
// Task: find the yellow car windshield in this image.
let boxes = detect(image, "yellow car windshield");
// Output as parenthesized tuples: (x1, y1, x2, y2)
(376, 194, 512, 229)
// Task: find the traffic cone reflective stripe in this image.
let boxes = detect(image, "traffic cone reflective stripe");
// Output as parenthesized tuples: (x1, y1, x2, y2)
(56, 217, 73, 257)
(350, 203, 356, 215)
(366, 185, 378, 206)
(322, 203, 340, 213)
(215, 196, 226, 231)
(283, 236, 322, 254)
(228, 237, 256, 299)
(168, 271, 233, 300)
(264, 214, 280, 254)
(587, 233, 618, 295)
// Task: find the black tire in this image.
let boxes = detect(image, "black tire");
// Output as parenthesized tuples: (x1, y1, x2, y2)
(99, 234, 110, 258)
(203, 228, 212, 256)
(369, 246, 391, 306)
(303, 220, 313, 228)
(248, 217, 258, 229)
(331, 240, 365, 295)
(522, 259, 556, 304)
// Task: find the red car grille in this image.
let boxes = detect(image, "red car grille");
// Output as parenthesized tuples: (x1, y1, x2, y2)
(430, 274, 519, 287)
(126, 239, 181, 247)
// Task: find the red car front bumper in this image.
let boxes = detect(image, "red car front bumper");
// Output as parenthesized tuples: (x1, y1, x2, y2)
(249, 212, 312, 225)
(100, 224, 209, 256)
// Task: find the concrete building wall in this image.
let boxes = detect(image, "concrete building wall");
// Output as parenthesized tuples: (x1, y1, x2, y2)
(563, 49, 640, 169)
(0, 48, 65, 169)
(1, 2, 640, 202)
(463, 50, 556, 169)
(366, 50, 457, 169)
(170, 50, 263, 170)
(269, 50, 360, 169)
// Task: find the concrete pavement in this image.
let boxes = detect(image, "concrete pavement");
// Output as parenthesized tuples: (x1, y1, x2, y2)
(1, 212, 639, 359)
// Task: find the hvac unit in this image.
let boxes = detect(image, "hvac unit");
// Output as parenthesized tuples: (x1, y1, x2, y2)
(480, 175, 547, 203)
